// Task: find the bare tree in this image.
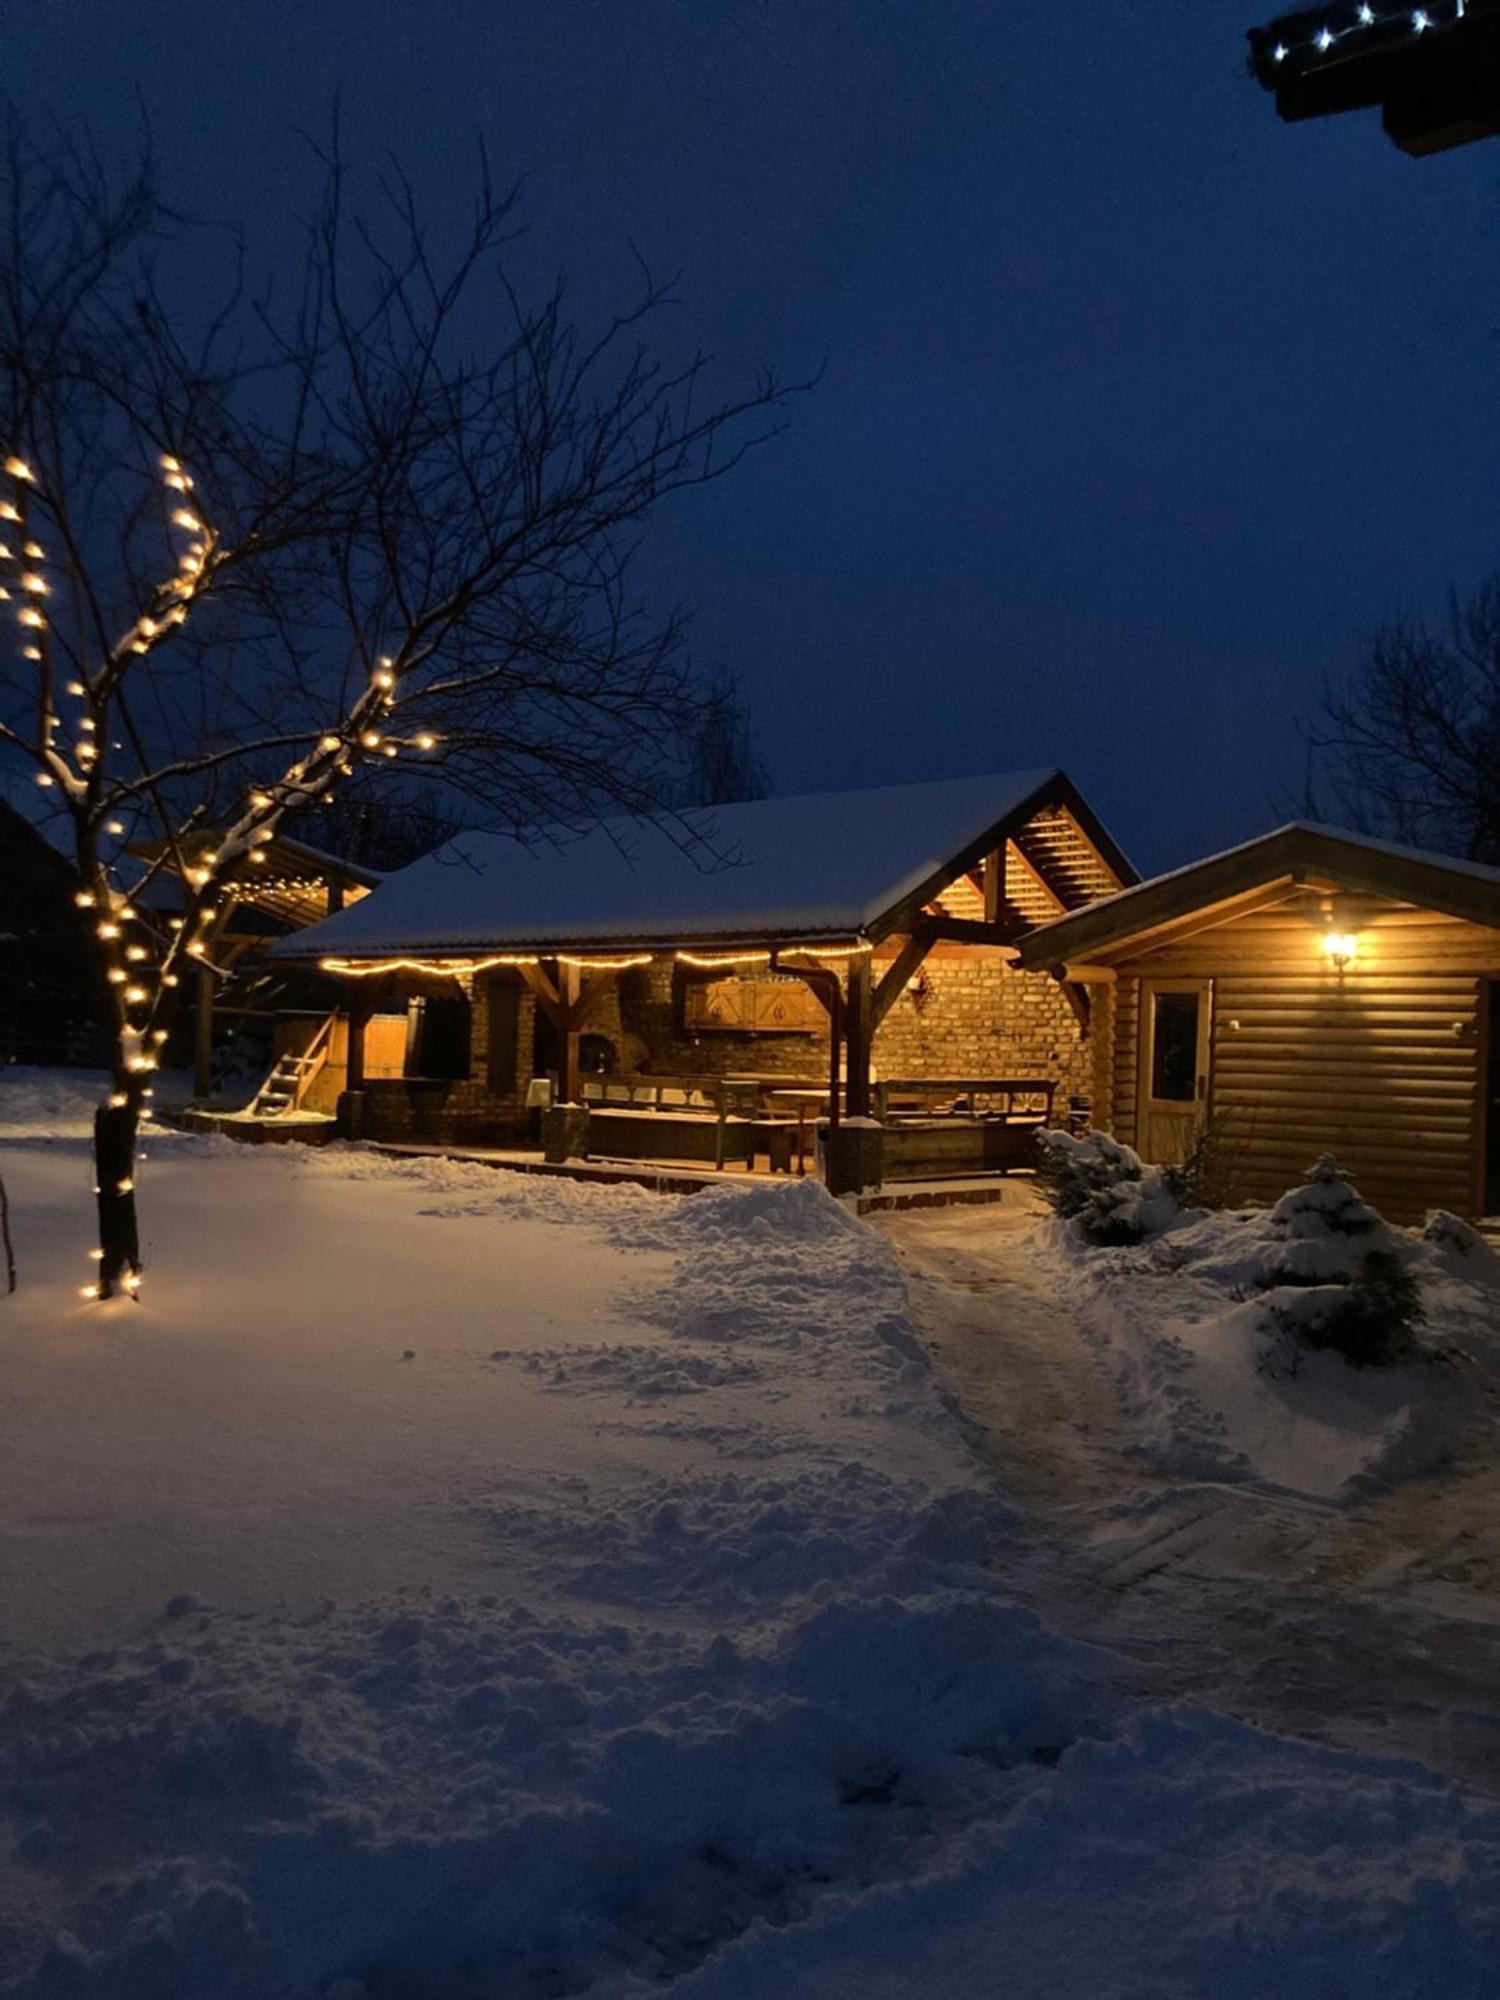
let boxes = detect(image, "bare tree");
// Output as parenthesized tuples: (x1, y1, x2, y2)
(0, 120, 801, 1297)
(1304, 574, 1500, 864)
(673, 665, 770, 806)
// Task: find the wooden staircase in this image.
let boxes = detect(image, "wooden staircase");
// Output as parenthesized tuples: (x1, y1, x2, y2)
(246, 1015, 335, 1119)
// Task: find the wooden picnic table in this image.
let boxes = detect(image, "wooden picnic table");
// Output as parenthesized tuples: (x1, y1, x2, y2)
(766, 1086, 830, 1176)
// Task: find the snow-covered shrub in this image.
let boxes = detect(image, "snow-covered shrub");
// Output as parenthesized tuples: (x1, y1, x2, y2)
(1033, 1128, 1182, 1247)
(1258, 1157, 1423, 1369)
(1160, 1118, 1251, 1213)
(1264, 1251, 1424, 1371)
(1257, 1153, 1402, 1286)
(1423, 1209, 1500, 1274)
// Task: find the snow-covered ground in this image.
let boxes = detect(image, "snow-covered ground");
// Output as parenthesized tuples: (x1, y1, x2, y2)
(5, 1070, 1500, 1997)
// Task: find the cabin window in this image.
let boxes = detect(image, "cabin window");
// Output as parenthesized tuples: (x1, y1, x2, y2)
(1150, 990, 1201, 1103)
(406, 995, 472, 1081)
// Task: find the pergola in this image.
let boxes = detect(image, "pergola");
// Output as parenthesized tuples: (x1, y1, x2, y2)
(1248, 0, 1500, 154)
(272, 769, 1134, 1174)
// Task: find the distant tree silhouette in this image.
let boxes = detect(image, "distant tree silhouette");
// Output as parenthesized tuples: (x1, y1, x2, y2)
(1304, 573, 1500, 864)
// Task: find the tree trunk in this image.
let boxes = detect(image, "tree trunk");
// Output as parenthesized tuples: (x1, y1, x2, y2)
(93, 1099, 141, 1298)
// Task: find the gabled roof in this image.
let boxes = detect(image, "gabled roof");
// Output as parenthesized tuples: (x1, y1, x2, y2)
(1013, 820, 1500, 970)
(271, 769, 1133, 961)
(131, 829, 383, 931)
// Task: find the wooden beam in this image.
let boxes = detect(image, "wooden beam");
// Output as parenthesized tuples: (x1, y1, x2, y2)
(346, 981, 379, 1093)
(872, 932, 935, 1031)
(1058, 981, 1091, 1036)
(1005, 837, 1066, 915)
(983, 847, 1004, 925)
(845, 953, 873, 1119)
(914, 915, 1019, 948)
(556, 960, 581, 1104)
(516, 961, 562, 1024)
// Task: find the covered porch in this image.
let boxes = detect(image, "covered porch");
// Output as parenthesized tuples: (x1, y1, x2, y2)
(267, 769, 1134, 1193)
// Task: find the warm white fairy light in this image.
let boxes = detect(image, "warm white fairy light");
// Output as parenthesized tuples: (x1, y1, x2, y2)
(4, 456, 34, 482)
(75, 890, 95, 908)
(124, 984, 148, 1004)
(677, 948, 770, 968)
(1263, 0, 1466, 66)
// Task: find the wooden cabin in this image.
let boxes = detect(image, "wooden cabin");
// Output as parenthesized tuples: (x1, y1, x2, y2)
(1248, 0, 1500, 156)
(1014, 822, 1500, 1223)
(269, 770, 1133, 1190)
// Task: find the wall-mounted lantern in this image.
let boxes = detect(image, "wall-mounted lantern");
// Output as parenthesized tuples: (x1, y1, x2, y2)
(1322, 930, 1359, 971)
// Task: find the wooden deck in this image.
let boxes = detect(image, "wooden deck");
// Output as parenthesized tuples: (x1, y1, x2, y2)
(366, 1139, 1026, 1213)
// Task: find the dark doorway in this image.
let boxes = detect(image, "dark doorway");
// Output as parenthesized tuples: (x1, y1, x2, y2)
(407, 995, 471, 1081)
(485, 974, 521, 1096)
(1487, 982, 1500, 1216)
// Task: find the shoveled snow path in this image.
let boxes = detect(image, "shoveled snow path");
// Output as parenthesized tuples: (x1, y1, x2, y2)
(885, 1198, 1500, 1793)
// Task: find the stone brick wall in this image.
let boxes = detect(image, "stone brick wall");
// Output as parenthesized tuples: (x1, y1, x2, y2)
(615, 962, 826, 1079)
(871, 955, 1091, 1103)
(353, 970, 540, 1146)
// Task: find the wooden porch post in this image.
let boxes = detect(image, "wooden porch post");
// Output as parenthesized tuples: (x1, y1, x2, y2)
(346, 983, 376, 1093)
(845, 954, 873, 1119)
(557, 960, 581, 1104)
(194, 962, 214, 1099)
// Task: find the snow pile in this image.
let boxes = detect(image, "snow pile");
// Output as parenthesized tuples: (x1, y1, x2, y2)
(0, 1066, 111, 1141)
(0, 1065, 191, 1141)
(1039, 1158, 1500, 1499)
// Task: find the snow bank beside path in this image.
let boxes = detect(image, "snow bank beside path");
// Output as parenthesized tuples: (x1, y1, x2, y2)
(1038, 1202, 1500, 1499)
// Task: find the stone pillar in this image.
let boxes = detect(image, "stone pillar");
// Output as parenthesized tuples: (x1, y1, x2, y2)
(543, 1101, 590, 1163)
(819, 1118, 884, 1197)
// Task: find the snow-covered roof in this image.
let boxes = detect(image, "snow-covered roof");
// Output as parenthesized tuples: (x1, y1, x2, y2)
(272, 769, 1115, 959)
(1014, 819, 1500, 967)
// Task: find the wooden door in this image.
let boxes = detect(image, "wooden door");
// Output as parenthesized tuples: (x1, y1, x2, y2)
(1136, 978, 1212, 1165)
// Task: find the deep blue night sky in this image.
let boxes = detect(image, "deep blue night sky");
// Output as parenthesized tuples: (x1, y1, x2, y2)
(21, 1, 1500, 873)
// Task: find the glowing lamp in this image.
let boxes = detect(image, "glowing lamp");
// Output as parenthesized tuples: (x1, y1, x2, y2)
(1323, 931, 1359, 971)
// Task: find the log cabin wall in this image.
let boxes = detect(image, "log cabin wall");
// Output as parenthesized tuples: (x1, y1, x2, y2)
(1100, 893, 1500, 1222)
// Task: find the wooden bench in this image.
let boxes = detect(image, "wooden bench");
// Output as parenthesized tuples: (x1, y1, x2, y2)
(579, 1075, 791, 1170)
(874, 1076, 1058, 1181)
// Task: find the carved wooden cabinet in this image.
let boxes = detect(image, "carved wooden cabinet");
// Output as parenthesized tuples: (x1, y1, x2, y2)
(683, 976, 823, 1035)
